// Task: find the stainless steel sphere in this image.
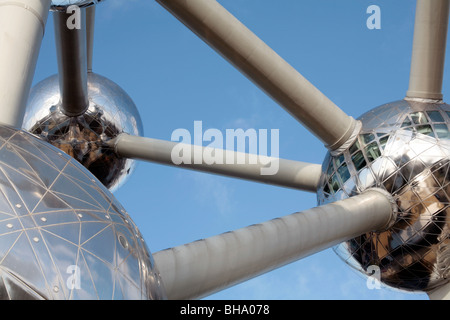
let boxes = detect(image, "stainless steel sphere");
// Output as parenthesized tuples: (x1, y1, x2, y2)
(23, 73, 143, 192)
(0, 124, 165, 300)
(317, 99, 450, 292)
(51, 0, 104, 11)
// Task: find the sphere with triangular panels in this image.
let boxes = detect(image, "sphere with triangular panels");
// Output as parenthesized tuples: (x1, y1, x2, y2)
(0, 125, 165, 299)
(317, 99, 450, 293)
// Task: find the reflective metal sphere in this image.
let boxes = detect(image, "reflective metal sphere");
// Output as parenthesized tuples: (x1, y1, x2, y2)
(51, 0, 104, 11)
(317, 99, 450, 292)
(0, 124, 165, 300)
(23, 73, 143, 192)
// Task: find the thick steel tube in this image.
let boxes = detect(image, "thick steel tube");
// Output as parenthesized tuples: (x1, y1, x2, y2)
(153, 189, 395, 300)
(0, 0, 51, 128)
(157, 0, 357, 150)
(406, 0, 450, 101)
(110, 133, 322, 192)
(86, 5, 95, 73)
(54, 8, 89, 116)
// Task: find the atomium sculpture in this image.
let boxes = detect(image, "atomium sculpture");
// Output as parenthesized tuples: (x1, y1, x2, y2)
(0, 0, 448, 300)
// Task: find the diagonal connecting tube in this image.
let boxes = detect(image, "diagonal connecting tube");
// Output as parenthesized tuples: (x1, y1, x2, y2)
(153, 189, 396, 300)
(157, 0, 359, 151)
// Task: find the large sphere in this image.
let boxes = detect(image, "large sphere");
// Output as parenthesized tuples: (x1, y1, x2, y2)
(23, 73, 143, 192)
(0, 124, 165, 300)
(317, 99, 450, 292)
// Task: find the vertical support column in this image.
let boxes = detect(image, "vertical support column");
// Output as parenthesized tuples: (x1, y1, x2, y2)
(54, 7, 89, 116)
(406, 0, 450, 101)
(0, 0, 52, 128)
(86, 5, 95, 73)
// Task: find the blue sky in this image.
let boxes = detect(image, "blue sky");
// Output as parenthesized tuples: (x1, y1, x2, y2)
(31, 0, 440, 299)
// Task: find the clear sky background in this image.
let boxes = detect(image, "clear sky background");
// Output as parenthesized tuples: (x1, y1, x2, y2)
(30, 0, 446, 299)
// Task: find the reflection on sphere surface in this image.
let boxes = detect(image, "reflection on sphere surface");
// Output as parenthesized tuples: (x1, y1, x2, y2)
(0, 125, 165, 299)
(24, 73, 143, 192)
(317, 100, 450, 292)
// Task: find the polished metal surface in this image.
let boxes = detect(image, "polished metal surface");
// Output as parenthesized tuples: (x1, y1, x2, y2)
(317, 99, 450, 292)
(54, 9, 89, 116)
(51, 0, 103, 11)
(23, 73, 143, 192)
(0, 124, 165, 299)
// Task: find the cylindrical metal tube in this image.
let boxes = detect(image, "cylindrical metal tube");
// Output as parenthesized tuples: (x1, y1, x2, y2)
(156, 0, 357, 151)
(54, 8, 89, 116)
(110, 133, 322, 192)
(86, 5, 95, 73)
(0, 0, 52, 128)
(406, 0, 450, 101)
(153, 189, 395, 300)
